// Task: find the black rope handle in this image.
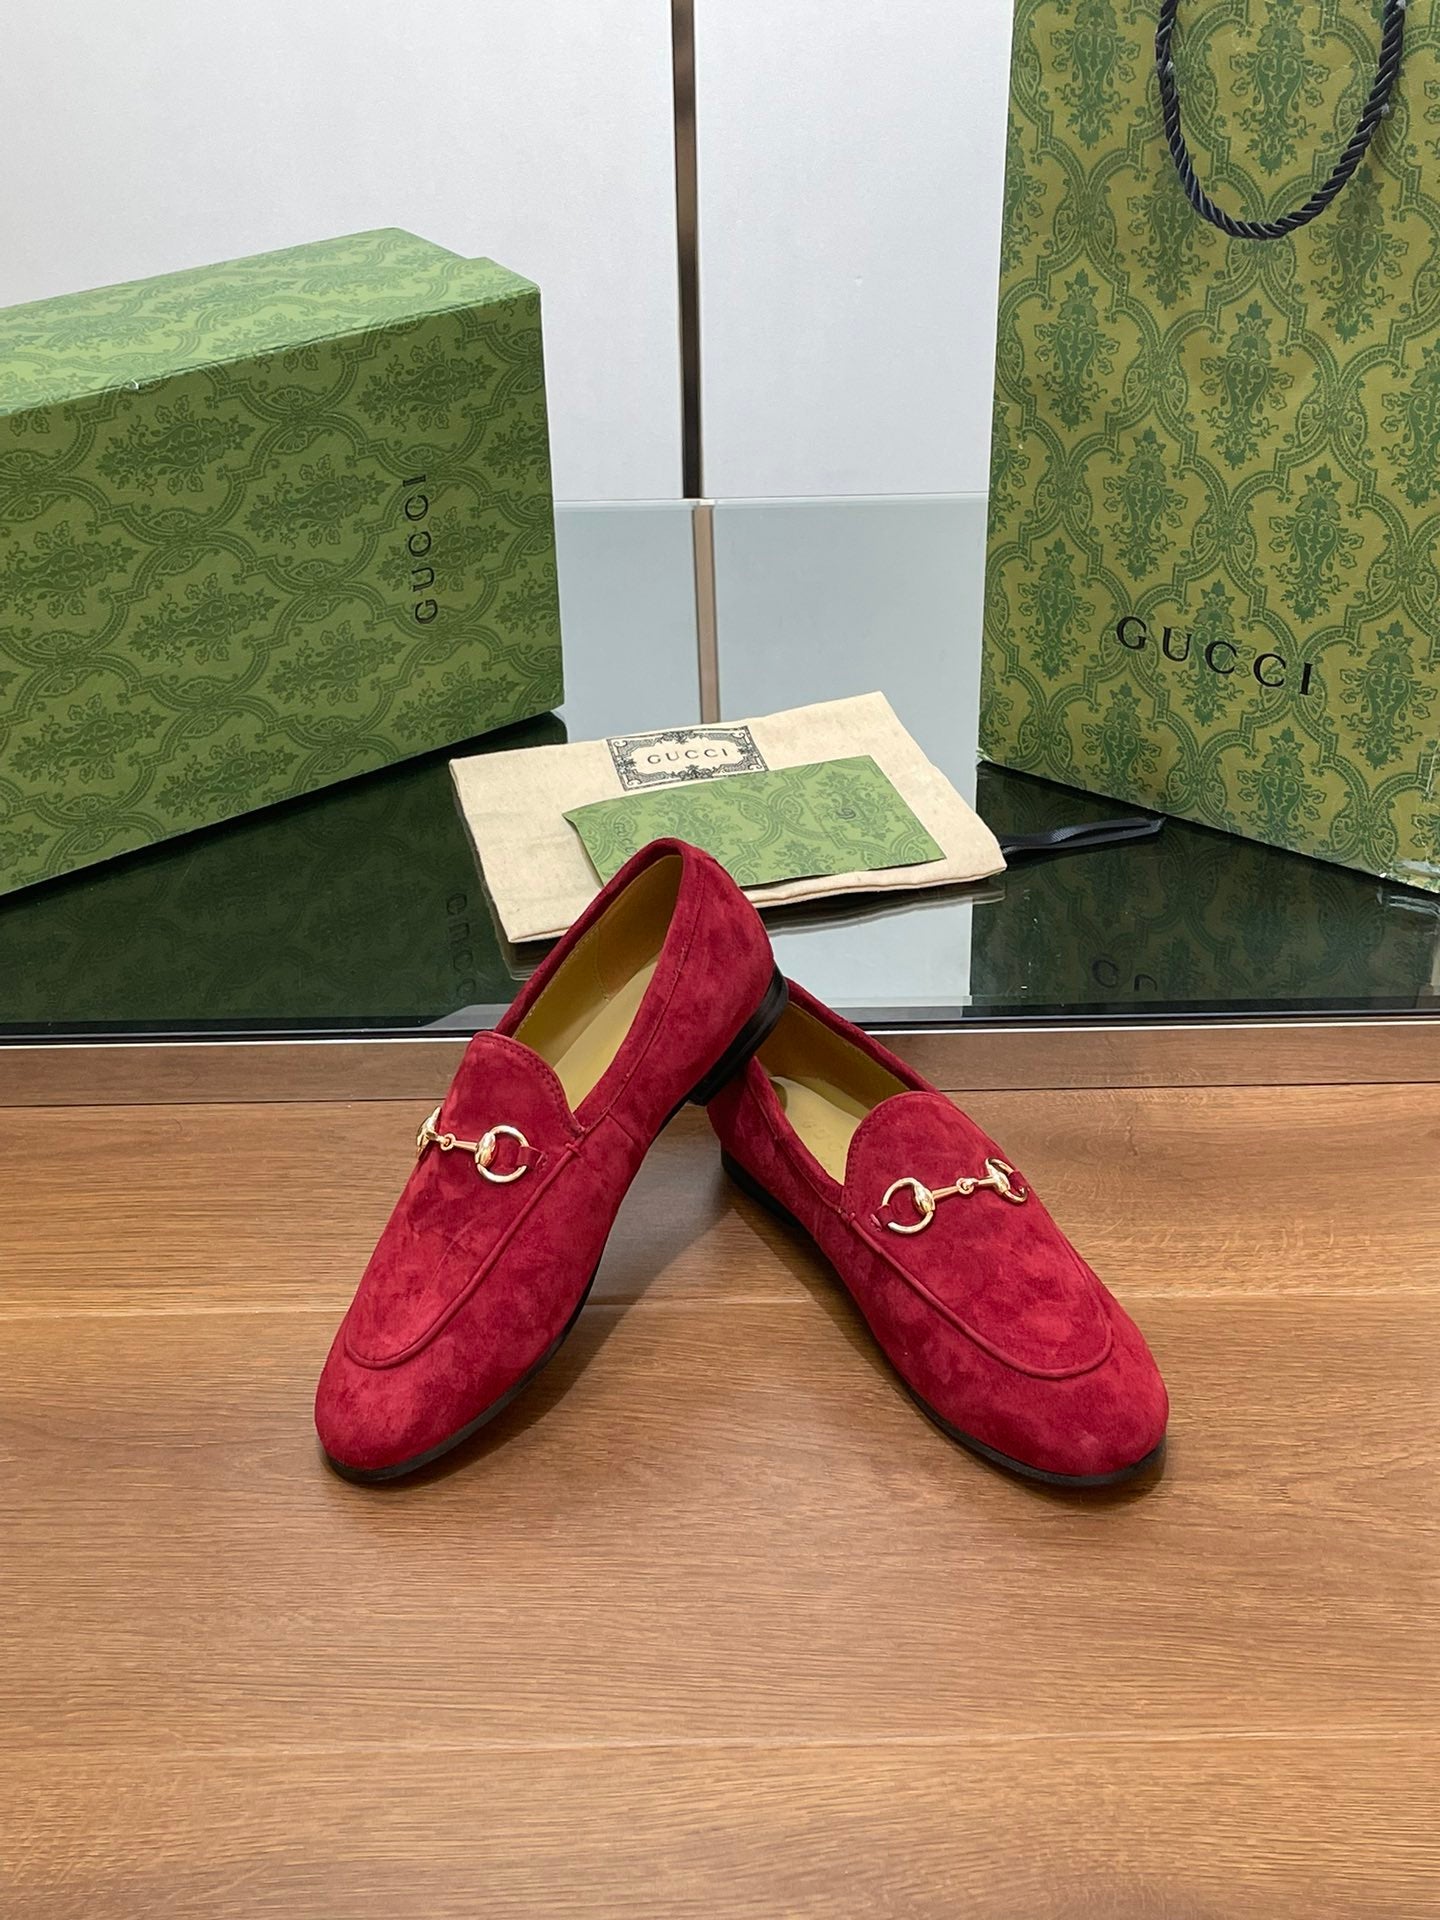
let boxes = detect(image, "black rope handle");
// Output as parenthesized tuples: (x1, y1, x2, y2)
(1156, 0, 1408, 239)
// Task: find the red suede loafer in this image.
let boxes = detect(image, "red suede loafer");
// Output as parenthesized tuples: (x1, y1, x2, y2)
(708, 982, 1167, 1486)
(316, 838, 785, 1482)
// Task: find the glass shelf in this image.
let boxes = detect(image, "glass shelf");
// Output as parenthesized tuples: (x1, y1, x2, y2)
(2, 499, 1435, 1045)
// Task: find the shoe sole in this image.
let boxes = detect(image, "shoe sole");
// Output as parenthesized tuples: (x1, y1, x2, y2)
(685, 968, 789, 1109)
(323, 1267, 603, 1485)
(324, 969, 790, 1485)
(721, 1150, 1166, 1490)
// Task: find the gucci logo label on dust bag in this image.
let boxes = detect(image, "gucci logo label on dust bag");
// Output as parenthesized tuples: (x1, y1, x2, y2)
(400, 474, 440, 626)
(607, 725, 769, 792)
(1113, 615, 1318, 699)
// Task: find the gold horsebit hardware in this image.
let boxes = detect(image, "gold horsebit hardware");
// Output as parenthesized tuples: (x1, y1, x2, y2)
(415, 1108, 531, 1183)
(881, 1158, 1028, 1234)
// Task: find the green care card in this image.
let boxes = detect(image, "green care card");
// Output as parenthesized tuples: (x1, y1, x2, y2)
(565, 755, 943, 887)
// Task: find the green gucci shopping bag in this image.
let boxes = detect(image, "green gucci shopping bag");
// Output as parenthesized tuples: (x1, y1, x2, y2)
(981, 0, 1440, 892)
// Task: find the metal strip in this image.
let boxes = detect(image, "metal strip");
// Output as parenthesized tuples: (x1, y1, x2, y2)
(892, 1015, 1440, 1093)
(670, 0, 719, 719)
(692, 498, 721, 721)
(3, 1017, 1437, 1106)
(671, 0, 703, 499)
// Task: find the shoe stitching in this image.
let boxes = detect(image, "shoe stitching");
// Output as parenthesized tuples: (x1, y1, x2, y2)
(345, 1137, 581, 1369)
(747, 1077, 1112, 1380)
(846, 1210, 1114, 1380)
(578, 859, 707, 1120)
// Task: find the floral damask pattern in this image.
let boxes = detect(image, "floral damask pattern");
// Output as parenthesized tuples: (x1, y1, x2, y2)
(571, 757, 941, 889)
(1200, 303, 1294, 470)
(267, 621, 404, 706)
(1340, 622, 1437, 770)
(989, 401, 1032, 519)
(1183, 581, 1243, 728)
(487, 417, 551, 481)
(95, 395, 254, 495)
(1034, 270, 1118, 428)
(1228, 0, 1327, 174)
(1382, 342, 1440, 507)
(1308, 166, 1406, 344)
(983, 0, 1440, 891)
(1128, 166, 1216, 308)
(360, 337, 494, 433)
(393, 665, 526, 745)
(1052, 0, 1140, 149)
(243, 455, 388, 549)
(11, 693, 162, 784)
(131, 576, 280, 666)
(376, 508, 507, 596)
(1019, 540, 1095, 677)
(1235, 729, 1326, 842)
(154, 739, 299, 820)
(1001, 112, 1046, 273)
(0, 522, 137, 620)
(1081, 684, 1160, 788)
(1105, 430, 1186, 580)
(497, 568, 563, 639)
(1268, 466, 1364, 622)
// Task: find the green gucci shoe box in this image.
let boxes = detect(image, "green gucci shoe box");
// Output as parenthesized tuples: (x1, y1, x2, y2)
(0, 228, 563, 897)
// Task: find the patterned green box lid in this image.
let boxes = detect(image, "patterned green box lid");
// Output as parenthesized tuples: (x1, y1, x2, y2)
(0, 229, 535, 417)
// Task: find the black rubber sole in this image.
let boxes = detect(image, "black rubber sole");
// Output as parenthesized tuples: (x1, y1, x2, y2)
(325, 970, 790, 1486)
(721, 1150, 1166, 1490)
(687, 968, 789, 1107)
(323, 1265, 602, 1485)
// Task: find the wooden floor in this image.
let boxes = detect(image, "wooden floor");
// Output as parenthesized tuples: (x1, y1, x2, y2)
(2, 1073, 1439, 1917)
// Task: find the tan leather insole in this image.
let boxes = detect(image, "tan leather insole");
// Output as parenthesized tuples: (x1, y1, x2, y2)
(513, 854, 681, 1111)
(546, 958, 659, 1109)
(771, 1073, 871, 1182)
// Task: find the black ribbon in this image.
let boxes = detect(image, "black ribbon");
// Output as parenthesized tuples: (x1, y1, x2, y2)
(998, 815, 1164, 862)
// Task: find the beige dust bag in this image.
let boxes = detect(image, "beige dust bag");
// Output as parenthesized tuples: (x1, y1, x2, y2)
(450, 692, 1005, 943)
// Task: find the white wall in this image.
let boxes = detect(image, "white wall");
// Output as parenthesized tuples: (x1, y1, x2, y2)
(0, 2, 1017, 503)
(695, 0, 1013, 499)
(0, 0, 681, 503)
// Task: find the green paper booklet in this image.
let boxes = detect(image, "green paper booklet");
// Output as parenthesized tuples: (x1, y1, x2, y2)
(566, 755, 943, 887)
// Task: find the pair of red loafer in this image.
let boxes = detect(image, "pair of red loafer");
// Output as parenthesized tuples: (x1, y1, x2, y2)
(316, 839, 1167, 1487)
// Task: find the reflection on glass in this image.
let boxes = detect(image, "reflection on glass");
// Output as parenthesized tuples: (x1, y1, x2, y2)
(971, 766, 1440, 1017)
(0, 714, 565, 1034)
(0, 732, 1434, 1038)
